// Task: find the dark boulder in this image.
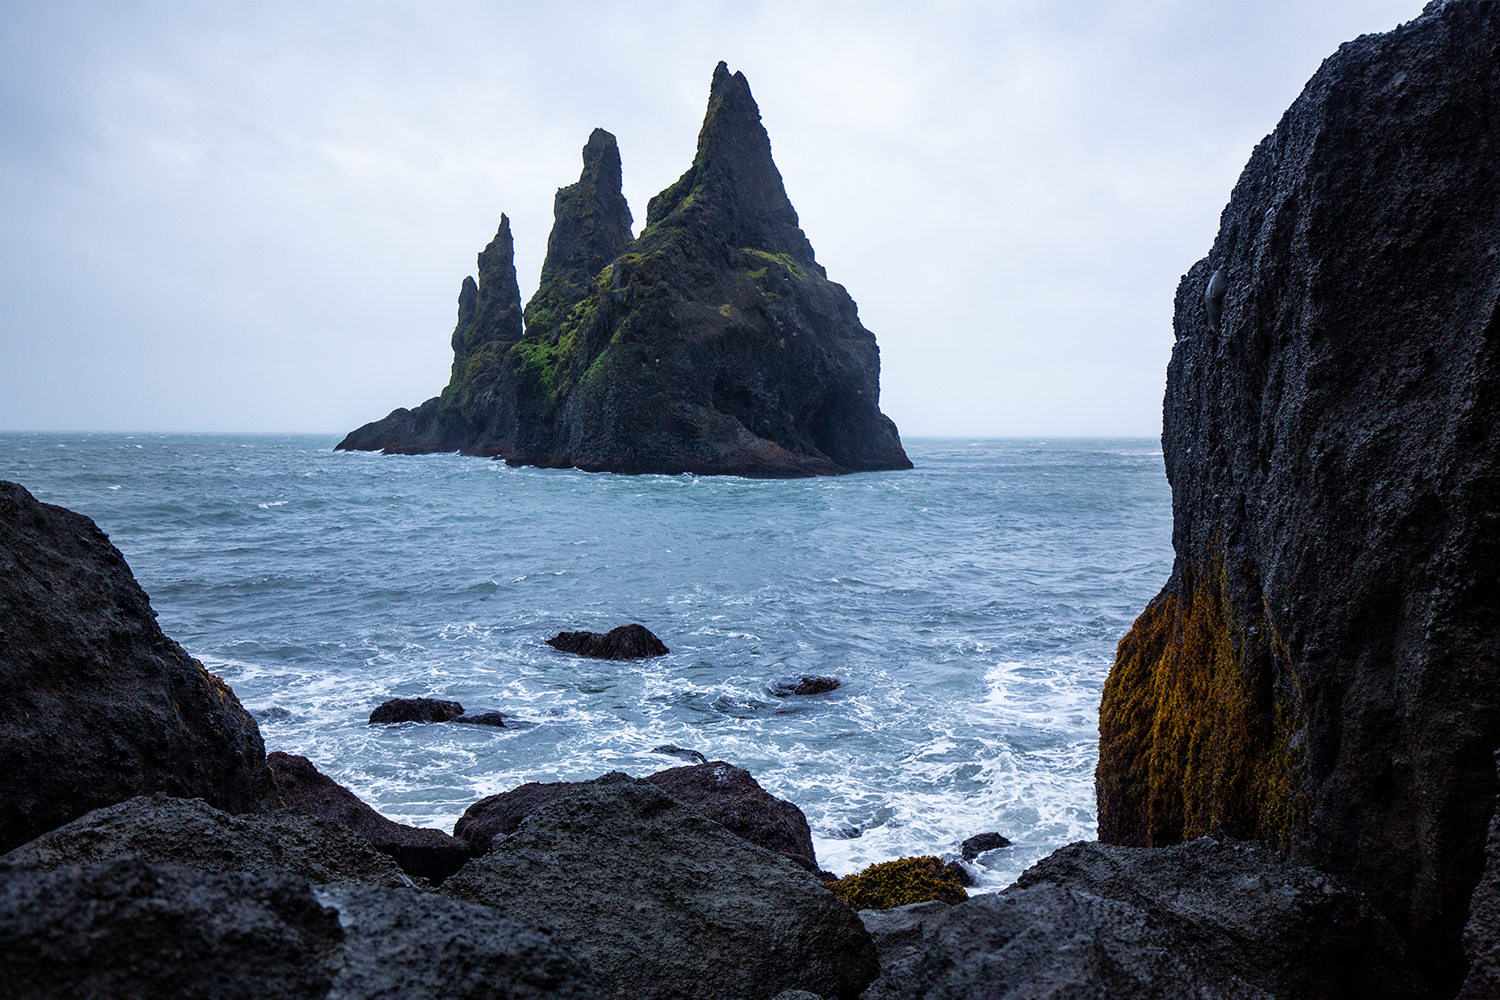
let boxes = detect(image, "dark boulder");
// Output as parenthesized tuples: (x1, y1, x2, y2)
(0, 794, 412, 887)
(454, 711, 507, 727)
(338, 69, 911, 478)
(0, 481, 278, 854)
(267, 752, 477, 884)
(0, 857, 345, 1000)
(545, 623, 669, 660)
(453, 779, 584, 853)
(315, 884, 606, 999)
(644, 761, 819, 873)
(441, 774, 878, 1000)
(1093, 4, 1500, 990)
(861, 838, 1424, 1000)
(652, 744, 709, 765)
(369, 697, 465, 724)
(769, 675, 840, 697)
(960, 832, 1011, 860)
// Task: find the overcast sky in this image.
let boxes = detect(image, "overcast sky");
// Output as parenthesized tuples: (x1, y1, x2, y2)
(0, 0, 1425, 437)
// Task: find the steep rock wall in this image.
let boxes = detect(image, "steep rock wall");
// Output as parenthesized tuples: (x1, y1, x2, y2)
(1096, 3, 1500, 991)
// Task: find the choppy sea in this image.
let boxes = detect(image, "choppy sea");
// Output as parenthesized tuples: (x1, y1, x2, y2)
(0, 434, 1170, 889)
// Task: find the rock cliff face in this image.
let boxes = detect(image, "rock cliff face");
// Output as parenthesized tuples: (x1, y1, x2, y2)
(338, 64, 910, 477)
(1095, 2, 1500, 992)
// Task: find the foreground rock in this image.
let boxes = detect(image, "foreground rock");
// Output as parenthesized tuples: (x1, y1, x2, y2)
(645, 762, 819, 873)
(1, 794, 412, 887)
(1093, 4, 1500, 990)
(1460, 801, 1500, 999)
(268, 753, 476, 884)
(317, 884, 605, 1000)
(442, 774, 878, 1000)
(545, 624, 669, 660)
(0, 857, 344, 1000)
(0, 481, 278, 854)
(338, 68, 910, 478)
(862, 838, 1423, 1000)
(452, 763, 820, 873)
(0, 858, 605, 1000)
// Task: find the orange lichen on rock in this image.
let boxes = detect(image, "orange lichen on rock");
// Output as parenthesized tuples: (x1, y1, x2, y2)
(1096, 553, 1303, 850)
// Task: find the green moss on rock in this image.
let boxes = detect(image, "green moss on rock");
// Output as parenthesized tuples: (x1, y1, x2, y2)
(828, 856, 968, 911)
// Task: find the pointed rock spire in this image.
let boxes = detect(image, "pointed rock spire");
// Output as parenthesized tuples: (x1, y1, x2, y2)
(535, 128, 634, 311)
(453, 214, 523, 371)
(645, 62, 818, 270)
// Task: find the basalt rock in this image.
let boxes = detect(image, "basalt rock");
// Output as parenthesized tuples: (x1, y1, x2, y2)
(338, 66, 911, 477)
(545, 623, 669, 660)
(0, 858, 345, 1000)
(960, 832, 1011, 861)
(267, 752, 477, 884)
(369, 697, 465, 724)
(1, 794, 412, 887)
(1459, 799, 1500, 1000)
(769, 675, 840, 697)
(453, 779, 581, 853)
(441, 774, 878, 1000)
(0, 481, 278, 854)
(1094, 4, 1500, 992)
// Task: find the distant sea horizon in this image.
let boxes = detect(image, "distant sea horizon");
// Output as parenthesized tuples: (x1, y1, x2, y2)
(0, 433, 1172, 888)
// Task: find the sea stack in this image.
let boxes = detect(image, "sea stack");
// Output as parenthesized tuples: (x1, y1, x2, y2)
(1094, 3, 1500, 994)
(338, 64, 911, 477)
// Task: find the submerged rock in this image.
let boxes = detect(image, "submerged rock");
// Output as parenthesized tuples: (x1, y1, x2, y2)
(441, 774, 878, 1000)
(0, 858, 345, 1000)
(337, 66, 910, 477)
(545, 623, 669, 660)
(0, 794, 412, 887)
(1093, 4, 1500, 990)
(769, 675, 840, 696)
(267, 752, 476, 885)
(0, 481, 278, 854)
(369, 697, 466, 724)
(960, 832, 1011, 860)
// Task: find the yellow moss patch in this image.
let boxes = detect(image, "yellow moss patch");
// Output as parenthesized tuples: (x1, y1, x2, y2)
(1096, 553, 1304, 850)
(828, 856, 968, 911)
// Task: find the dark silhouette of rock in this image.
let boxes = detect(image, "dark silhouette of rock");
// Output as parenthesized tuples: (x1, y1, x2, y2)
(0, 481, 278, 855)
(441, 773, 878, 1000)
(769, 675, 840, 696)
(652, 744, 709, 765)
(645, 761, 820, 874)
(266, 752, 476, 885)
(860, 838, 1424, 1000)
(453, 779, 582, 853)
(0, 858, 605, 1000)
(960, 832, 1011, 860)
(1, 794, 412, 887)
(453, 763, 821, 874)
(1093, 5, 1500, 991)
(545, 623, 669, 660)
(0, 858, 345, 1000)
(369, 697, 465, 724)
(338, 67, 911, 478)
(314, 884, 606, 1000)
(1460, 799, 1500, 999)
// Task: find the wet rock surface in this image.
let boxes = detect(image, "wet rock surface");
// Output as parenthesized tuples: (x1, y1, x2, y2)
(268, 753, 476, 885)
(1093, 4, 1500, 990)
(0, 481, 278, 854)
(442, 774, 878, 1000)
(769, 675, 840, 697)
(0, 794, 412, 887)
(960, 832, 1011, 860)
(337, 67, 909, 477)
(368, 697, 466, 724)
(545, 623, 669, 660)
(643, 761, 820, 874)
(0, 857, 345, 1000)
(317, 884, 606, 1000)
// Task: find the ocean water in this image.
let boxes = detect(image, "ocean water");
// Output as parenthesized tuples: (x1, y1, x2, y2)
(0, 434, 1170, 889)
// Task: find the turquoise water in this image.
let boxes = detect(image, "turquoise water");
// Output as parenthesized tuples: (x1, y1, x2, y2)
(0, 434, 1171, 888)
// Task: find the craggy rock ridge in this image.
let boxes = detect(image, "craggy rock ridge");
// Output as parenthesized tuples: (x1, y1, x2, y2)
(0, 481, 278, 854)
(1095, 2, 1500, 992)
(337, 65, 911, 477)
